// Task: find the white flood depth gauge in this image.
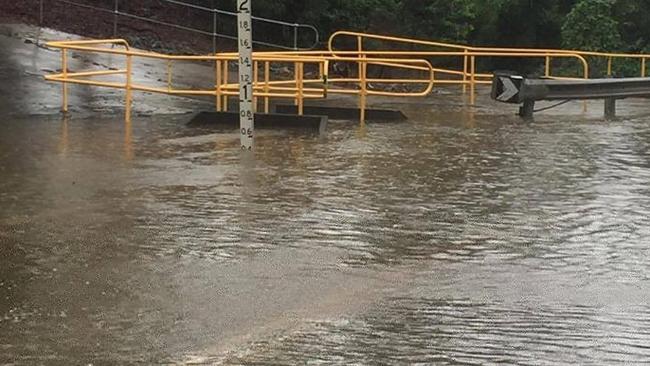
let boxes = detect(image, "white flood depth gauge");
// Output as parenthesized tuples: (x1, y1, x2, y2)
(237, 0, 254, 150)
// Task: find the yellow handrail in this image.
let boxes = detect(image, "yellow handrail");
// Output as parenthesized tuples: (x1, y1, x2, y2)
(44, 39, 436, 122)
(330, 30, 650, 80)
(45, 32, 609, 122)
(329, 30, 650, 60)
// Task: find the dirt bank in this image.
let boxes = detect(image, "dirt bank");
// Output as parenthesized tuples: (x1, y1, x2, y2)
(1, 0, 233, 54)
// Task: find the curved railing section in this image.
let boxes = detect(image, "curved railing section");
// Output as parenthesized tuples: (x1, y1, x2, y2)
(329, 30, 650, 81)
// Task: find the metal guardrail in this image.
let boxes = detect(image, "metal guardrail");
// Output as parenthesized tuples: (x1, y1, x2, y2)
(38, 0, 320, 51)
(492, 73, 650, 118)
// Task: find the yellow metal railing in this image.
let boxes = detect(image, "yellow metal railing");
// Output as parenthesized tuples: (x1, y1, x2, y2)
(271, 49, 588, 105)
(48, 31, 650, 122)
(329, 30, 650, 87)
(45, 39, 435, 122)
(328, 31, 593, 91)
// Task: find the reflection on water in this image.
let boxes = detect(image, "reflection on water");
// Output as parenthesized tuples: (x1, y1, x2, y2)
(1, 101, 650, 364)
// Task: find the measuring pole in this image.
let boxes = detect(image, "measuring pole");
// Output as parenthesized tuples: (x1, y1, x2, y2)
(237, 0, 254, 150)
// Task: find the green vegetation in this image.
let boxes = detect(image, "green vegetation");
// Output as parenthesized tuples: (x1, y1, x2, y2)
(227, 0, 650, 53)
(561, 0, 622, 52)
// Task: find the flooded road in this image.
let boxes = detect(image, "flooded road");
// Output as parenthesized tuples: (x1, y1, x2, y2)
(2, 25, 650, 365)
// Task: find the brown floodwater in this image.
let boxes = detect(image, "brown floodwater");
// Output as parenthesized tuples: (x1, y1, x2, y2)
(1, 24, 650, 365)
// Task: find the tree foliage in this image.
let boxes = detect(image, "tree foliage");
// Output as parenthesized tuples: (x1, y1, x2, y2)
(561, 0, 622, 51)
(215, 0, 650, 55)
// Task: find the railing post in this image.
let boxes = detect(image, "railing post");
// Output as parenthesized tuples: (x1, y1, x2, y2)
(166, 60, 172, 93)
(215, 58, 222, 111)
(607, 56, 613, 77)
(62, 48, 68, 113)
(222, 60, 228, 111)
(470, 55, 476, 105)
(125, 53, 132, 119)
(642, 58, 646, 78)
(297, 62, 304, 115)
(462, 49, 468, 93)
(357, 35, 366, 122)
(545, 55, 551, 77)
(264, 61, 270, 113)
(583, 57, 589, 113)
(113, 0, 119, 37)
(253, 61, 259, 112)
(293, 61, 298, 106)
(322, 60, 329, 99)
(360, 58, 367, 123)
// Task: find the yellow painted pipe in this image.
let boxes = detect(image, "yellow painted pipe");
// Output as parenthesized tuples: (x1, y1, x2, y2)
(125, 54, 132, 118)
(62, 49, 68, 113)
(264, 61, 270, 113)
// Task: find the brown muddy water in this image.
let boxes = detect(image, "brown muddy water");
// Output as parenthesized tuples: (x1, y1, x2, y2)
(2, 25, 650, 365)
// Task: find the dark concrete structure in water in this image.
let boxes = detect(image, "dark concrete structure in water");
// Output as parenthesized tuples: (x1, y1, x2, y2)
(274, 105, 408, 122)
(188, 111, 328, 134)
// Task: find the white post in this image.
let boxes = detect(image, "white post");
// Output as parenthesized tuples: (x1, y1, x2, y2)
(237, 0, 254, 150)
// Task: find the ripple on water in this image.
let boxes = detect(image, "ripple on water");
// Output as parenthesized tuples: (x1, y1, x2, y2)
(218, 298, 650, 365)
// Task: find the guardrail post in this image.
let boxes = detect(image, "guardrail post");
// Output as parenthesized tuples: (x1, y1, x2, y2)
(62, 48, 68, 113)
(545, 55, 551, 77)
(605, 98, 616, 119)
(519, 101, 535, 119)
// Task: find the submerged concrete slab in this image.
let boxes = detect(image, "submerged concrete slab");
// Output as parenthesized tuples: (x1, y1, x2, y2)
(188, 111, 327, 134)
(274, 105, 408, 121)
